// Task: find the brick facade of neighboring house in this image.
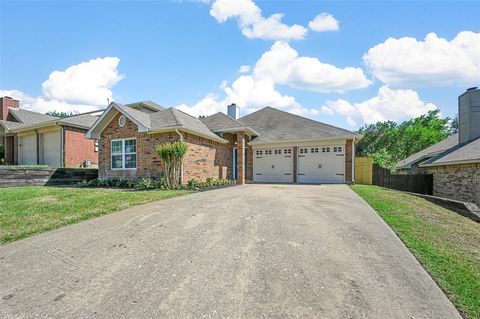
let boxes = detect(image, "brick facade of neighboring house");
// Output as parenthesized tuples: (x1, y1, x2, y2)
(428, 163, 480, 205)
(64, 126, 98, 167)
(99, 113, 235, 181)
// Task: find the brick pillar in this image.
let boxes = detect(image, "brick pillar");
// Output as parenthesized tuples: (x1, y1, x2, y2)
(237, 132, 245, 185)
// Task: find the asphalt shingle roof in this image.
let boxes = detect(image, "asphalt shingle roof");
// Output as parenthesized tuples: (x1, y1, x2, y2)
(8, 108, 59, 124)
(151, 108, 226, 142)
(238, 107, 357, 144)
(126, 100, 165, 112)
(421, 137, 480, 166)
(59, 114, 99, 129)
(115, 103, 152, 129)
(0, 120, 26, 131)
(200, 112, 244, 131)
(396, 134, 459, 168)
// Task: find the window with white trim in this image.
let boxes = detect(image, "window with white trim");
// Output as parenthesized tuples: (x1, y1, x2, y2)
(111, 138, 137, 170)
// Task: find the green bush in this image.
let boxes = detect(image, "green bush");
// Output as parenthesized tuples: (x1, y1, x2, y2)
(78, 177, 234, 191)
(156, 141, 188, 189)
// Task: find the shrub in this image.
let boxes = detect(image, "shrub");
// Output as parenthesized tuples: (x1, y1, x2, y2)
(78, 177, 234, 191)
(156, 141, 188, 189)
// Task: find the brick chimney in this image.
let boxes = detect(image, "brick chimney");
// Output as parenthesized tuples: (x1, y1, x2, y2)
(0, 96, 20, 121)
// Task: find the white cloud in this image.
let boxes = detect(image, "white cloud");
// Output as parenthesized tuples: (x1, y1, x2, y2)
(363, 31, 480, 87)
(254, 41, 371, 93)
(321, 86, 437, 126)
(238, 65, 251, 73)
(210, 0, 307, 41)
(42, 57, 124, 105)
(0, 57, 123, 114)
(308, 13, 339, 32)
(177, 41, 369, 117)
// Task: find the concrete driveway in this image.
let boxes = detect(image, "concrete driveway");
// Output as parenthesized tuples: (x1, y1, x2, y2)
(0, 184, 460, 318)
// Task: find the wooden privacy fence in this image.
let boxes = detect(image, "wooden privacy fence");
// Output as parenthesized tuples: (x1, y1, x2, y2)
(372, 164, 433, 195)
(355, 157, 373, 185)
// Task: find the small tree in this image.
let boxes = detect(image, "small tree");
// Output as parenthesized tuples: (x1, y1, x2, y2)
(156, 141, 188, 188)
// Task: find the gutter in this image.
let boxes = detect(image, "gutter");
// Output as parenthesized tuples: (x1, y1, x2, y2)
(419, 158, 480, 167)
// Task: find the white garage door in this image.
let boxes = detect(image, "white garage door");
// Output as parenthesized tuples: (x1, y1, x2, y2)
(19, 134, 37, 165)
(297, 146, 345, 184)
(40, 131, 61, 167)
(253, 148, 293, 183)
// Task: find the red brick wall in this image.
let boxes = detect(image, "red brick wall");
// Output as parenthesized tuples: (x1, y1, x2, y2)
(345, 139, 353, 183)
(0, 97, 19, 121)
(182, 133, 230, 182)
(63, 126, 98, 167)
(99, 113, 233, 181)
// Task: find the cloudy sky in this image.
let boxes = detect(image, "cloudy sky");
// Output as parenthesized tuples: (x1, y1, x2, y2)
(1, 0, 479, 129)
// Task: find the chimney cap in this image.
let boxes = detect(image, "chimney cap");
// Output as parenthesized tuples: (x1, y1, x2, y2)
(466, 86, 478, 91)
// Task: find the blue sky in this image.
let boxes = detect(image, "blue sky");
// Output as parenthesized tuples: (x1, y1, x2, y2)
(1, 0, 479, 130)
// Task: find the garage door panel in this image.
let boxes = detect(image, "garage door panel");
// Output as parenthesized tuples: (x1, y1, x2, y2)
(297, 145, 345, 184)
(19, 135, 37, 165)
(40, 131, 61, 167)
(253, 148, 293, 183)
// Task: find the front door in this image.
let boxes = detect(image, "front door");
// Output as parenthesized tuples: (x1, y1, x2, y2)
(233, 147, 247, 180)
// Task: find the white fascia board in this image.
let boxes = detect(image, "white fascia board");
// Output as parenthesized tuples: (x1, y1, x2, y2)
(249, 137, 351, 148)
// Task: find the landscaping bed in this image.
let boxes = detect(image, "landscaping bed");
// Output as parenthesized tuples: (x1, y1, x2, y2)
(351, 185, 480, 319)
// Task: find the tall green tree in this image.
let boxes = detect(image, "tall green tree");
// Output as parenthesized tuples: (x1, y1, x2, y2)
(356, 110, 452, 171)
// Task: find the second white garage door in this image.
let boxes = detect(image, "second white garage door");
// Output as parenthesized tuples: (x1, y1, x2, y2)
(253, 148, 293, 183)
(40, 130, 61, 167)
(297, 146, 345, 184)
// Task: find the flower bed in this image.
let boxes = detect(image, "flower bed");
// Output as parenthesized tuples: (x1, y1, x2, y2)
(78, 177, 235, 191)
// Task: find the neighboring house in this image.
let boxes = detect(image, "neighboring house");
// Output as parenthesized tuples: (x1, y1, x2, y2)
(87, 102, 359, 184)
(0, 96, 100, 167)
(396, 87, 480, 205)
(396, 134, 458, 174)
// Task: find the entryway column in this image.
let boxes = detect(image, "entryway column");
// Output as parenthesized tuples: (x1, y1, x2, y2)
(237, 132, 245, 185)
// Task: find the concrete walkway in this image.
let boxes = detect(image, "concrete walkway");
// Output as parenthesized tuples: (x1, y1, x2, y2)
(0, 184, 461, 318)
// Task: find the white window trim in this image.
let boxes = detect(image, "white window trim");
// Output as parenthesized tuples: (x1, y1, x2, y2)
(111, 138, 137, 170)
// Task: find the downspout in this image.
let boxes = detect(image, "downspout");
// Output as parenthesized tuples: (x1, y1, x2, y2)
(35, 129, 39, 165)
(175, 129, 184, 184)
(60, 126, 65, 167)
(352, 137, 356, 184)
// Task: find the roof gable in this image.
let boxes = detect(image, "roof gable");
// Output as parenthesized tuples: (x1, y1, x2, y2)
(239, 107, 357, 144)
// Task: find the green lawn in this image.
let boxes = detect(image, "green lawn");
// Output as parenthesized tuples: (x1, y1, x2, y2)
(0, 186, 192, 244)
(351, 185, 480, 319)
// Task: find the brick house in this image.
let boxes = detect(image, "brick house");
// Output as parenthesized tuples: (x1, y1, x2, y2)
(0, 96, 99, 167)
(396, 87, 480, 205)
(87, 101, 359, 184)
